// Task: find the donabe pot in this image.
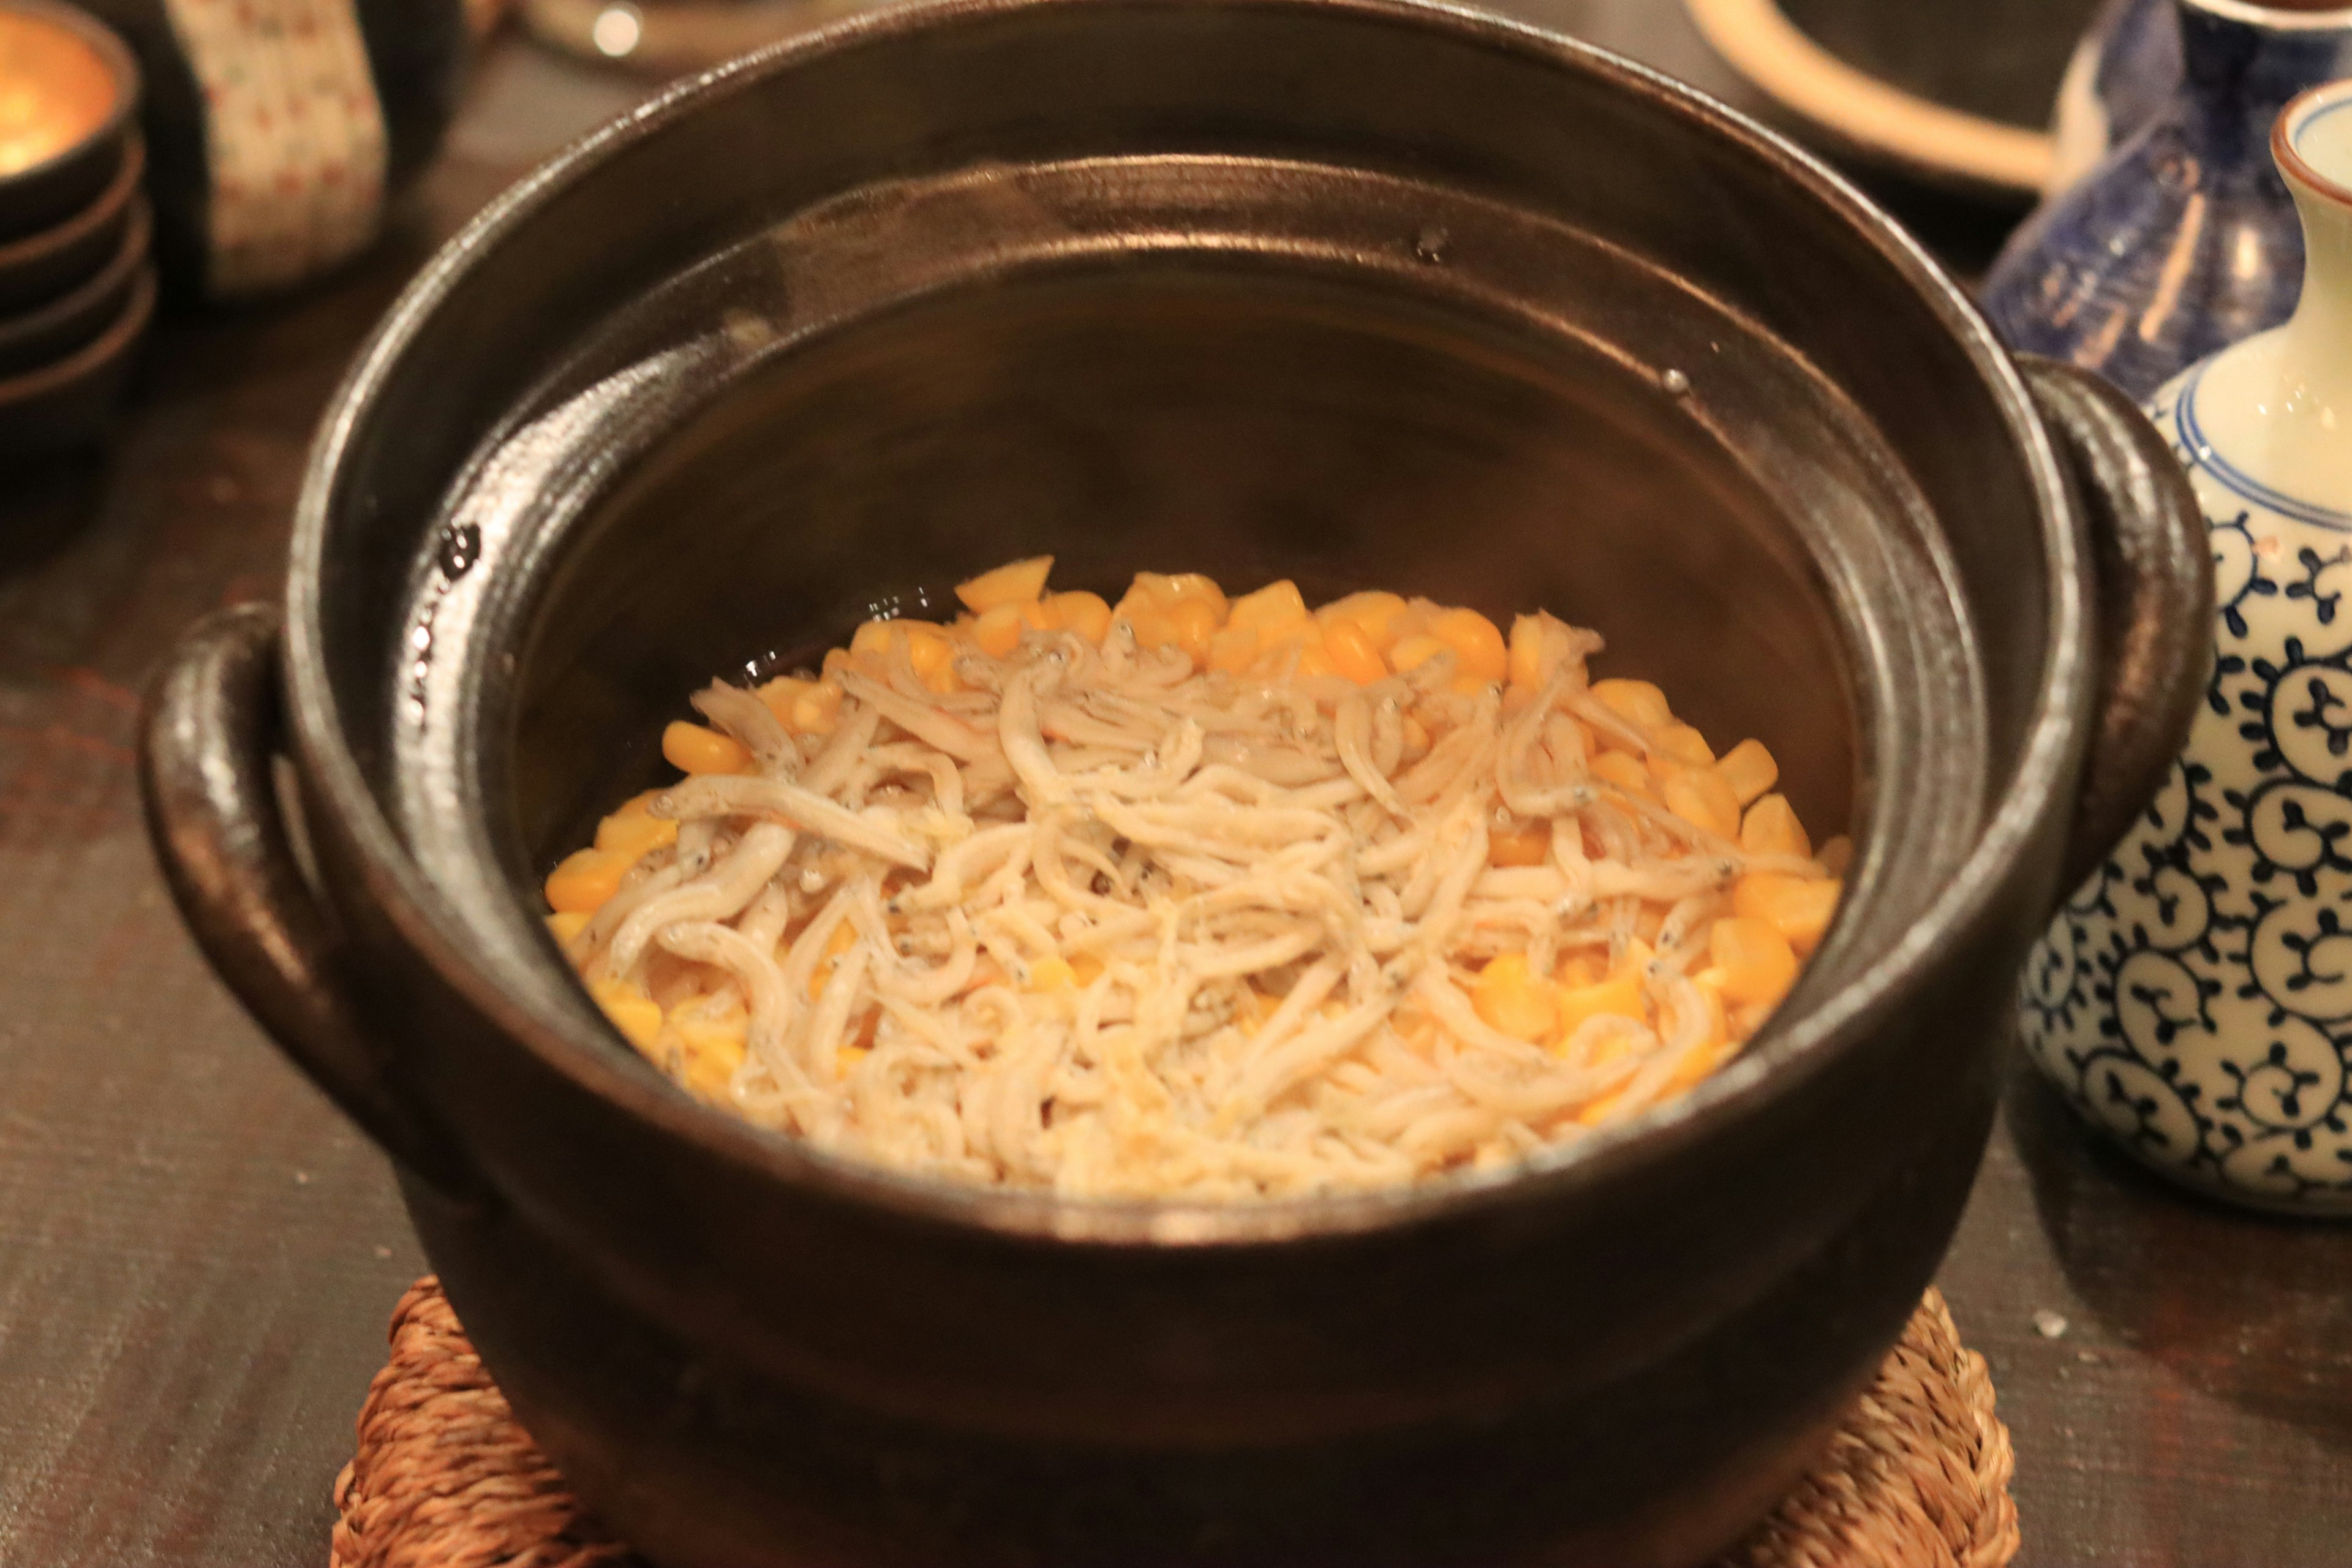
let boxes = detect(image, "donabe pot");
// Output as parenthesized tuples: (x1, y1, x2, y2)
(140, 2, 2209, 1564)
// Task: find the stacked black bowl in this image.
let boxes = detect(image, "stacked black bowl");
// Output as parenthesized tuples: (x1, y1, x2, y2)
(0, 0, 149, 459)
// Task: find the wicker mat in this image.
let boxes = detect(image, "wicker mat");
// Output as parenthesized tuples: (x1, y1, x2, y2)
(330, 1278, 2018, 1568)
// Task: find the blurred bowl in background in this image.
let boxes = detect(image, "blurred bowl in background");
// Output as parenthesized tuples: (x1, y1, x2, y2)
(0, 189, 143, 375)
(0, 0, 140, 235)
(0, 255, 150, 456)
(0, 128, 140, 312)
(1686, 0, 2108, 203)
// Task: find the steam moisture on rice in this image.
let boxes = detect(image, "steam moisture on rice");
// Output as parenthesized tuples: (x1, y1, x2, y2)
(543, 558, 1847, 1200)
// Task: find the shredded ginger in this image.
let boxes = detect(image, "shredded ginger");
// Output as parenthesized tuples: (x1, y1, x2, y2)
(543, 559, 1845, 1200)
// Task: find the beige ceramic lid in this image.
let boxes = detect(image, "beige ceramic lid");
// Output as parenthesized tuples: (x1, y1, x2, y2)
(1683, 0, 2054, 198)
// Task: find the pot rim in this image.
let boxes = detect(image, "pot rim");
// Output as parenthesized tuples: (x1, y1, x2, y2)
(287, 0, 2088, 1246)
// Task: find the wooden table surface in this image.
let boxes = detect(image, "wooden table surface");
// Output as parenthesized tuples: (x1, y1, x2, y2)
(1, 7, 2345, 1567)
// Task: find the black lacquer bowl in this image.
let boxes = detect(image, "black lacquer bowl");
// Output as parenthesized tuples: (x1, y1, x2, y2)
(140, 2, 2211, 1564)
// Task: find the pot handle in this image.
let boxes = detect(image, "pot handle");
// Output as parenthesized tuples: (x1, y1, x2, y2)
(140, 603, 480, 1204)
(2017, 355, 2214, 897)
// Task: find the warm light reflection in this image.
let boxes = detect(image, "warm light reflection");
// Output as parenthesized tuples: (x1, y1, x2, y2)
(591, 3, 643, 56)
(2231, 227, 2263, 281)
(0, 10, 118, 175)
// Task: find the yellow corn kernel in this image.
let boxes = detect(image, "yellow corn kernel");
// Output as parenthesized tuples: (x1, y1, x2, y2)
(756, 676, 810, 725)
(1576, 1091, 1627, 1126)
(545, 910, 590, 945)
(1430, 608, 1509, 683)
(1651, 722, 1715, 770)
(1120, 605, 1180, 652)
(1555, 970, 1646, 1044)
(595, 809, 677, 864)
(1716, 738, 1779, 805)
(1322, 618, 1389, 684)
(758, 676, 842, 734)
(1592, 678, 1672, 731)
(1734, 874, 1842, 956)
(546, 848, 629, 913)
(1127, 608, 1179, 651)
(850, 620, 897, 658)
(1709, 915, 1800, 1005)
(1489, 820, 1551, 867)
(595, 793, 673, 851)
(1390, 598, 1439, 639)
(1162, 573, 1229, 616)
(902, 623, 959, 693)
(1125, 571, 1228, 620)
(1241, 616, 1301, 658)
(1740, 793, 1811, 859)
(1208, 623, 1260, 674)
(1229, 580, 1311, 638)
(1293, 642, 1338, 680)
(1665, 1031, 1734, 1096)
(1557, 954, 1602, 988)
(1169, 597, 1221, 665)
(797, 682, 843, 735)
(1389, 633, 1450, 674)
(1028, 956, 1077, 992)
(1473, 953, 1558, 1042)
(955, 555, 1055, 612)
(1730, 999, 1777, 1041)
(1590, 751, 1654, 798)
(1507, 615, 1546, 688)
(1050, 590, 1113, 643)
(974, 603, 1025, 658)
(1069, 952, 1106, 987)
(1662, 767, 1741, 838)
(589, 978, 664, 1052)
(1318, 590, 1409, 649)
(662, 720, 751, 777)
(673, 1012, 748, 1097)
(837, 1044, 872, 1077)
(1019, 597, 1061, 631)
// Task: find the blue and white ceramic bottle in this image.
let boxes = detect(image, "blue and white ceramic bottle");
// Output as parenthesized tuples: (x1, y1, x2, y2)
(2048, 0, 2182, 194)
(1982, 0, 2352, 402)
(2020, 80, 2352, 1214)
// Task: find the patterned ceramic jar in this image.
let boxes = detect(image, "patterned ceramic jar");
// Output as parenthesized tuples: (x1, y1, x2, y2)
(1983, 0, 2352, 402)
(2048, 0, 2180, 195)
(2021, 80, 2352, 1213)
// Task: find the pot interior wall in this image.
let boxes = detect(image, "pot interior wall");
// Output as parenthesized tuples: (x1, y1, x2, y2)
(504, 260, 1860, 872)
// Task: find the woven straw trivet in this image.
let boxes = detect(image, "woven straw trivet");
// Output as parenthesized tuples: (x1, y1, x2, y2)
(331, 1278, 2018, 1568)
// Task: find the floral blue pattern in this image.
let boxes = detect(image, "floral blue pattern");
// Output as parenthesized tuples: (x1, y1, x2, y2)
(2021, 375, 2352, 1213)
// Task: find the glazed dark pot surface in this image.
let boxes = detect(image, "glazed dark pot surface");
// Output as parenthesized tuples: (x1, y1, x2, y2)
(140, 2, 2212, 1564)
